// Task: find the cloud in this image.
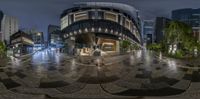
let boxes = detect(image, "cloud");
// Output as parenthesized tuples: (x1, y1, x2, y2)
(1, 0, 200, 40)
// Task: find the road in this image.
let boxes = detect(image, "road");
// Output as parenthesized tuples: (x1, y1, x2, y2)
(0, 49, 200, 99)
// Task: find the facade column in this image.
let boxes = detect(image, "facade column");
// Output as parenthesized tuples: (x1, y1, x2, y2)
(116, 41, 120, 53)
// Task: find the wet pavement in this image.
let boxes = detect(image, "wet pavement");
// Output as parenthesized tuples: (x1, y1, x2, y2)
(0, 49, 200, 99)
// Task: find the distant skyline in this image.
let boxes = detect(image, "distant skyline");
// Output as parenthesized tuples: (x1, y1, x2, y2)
(1, 0, 200, 41)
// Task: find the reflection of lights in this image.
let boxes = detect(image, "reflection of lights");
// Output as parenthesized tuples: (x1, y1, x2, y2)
(96, 58, 100, 63)
(71, 59, 76, 70)
(136, 50, 142, 58)
(35, 65, 45, 77)
(130, 55, 135, 65)
(96, 58, 101, 66)
(167, 60, 177, 71)
(97, 65, 101, 70)
(10, 56, 20, 66)
(159, 52, 162, 60)
(55, 53, 60, 64)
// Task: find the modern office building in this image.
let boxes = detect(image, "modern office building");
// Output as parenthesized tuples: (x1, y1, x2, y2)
(1, 15, 19, 45)
(61, 2, 142, 55)
(172, 8, 200, 41)
(10, 30, 34, 56)
(143, 20, 154, 45)
(47, 25, 63, 49)
(31, 32, 44, 50)
(154, 17, 171, 43)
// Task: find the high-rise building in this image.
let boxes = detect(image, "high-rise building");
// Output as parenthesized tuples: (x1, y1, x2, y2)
(143, 20, 154, 44)
(154, 17, 171, 43)
(172, 8, 200, 41)
(47, 25, 60, 46)
(1, 15, 19, 45)
(48, 25, 63, 49)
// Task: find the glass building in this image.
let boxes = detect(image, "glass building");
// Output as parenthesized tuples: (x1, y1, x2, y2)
(154, 17, 171, 43)
(61, 2, 142, 56)
(172, 8, 200, 41)
(143, 20, 154, 45)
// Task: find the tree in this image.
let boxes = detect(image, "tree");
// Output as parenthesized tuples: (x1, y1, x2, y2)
(164, 21, 199, 57)
(120, 40, 131, 52)
(164, 21, 192, 45)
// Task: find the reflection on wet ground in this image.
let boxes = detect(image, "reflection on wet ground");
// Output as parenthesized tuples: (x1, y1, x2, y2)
(0, 49, 200, 99)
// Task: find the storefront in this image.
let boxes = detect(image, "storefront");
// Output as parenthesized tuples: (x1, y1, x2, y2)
(10, 30, 34, 56)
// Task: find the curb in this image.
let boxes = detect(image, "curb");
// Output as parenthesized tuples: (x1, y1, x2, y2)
(13, 49, 44, 59)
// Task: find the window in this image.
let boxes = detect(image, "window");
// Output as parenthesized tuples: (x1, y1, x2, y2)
(61, 15, 68, 30)
(89, 11, 104, 19)
(125, 18, 130, 30)
(74, 11, 88, 22)
(104, 12, 117, 22)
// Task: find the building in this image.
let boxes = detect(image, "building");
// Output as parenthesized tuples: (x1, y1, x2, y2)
(143, 20, 154, 45)
(50, 30, 64, 51)
(172, 8, 200, 41)
(61, 2, 142, 56)
(10, 30, 34, 56)
(154, 17, 171, 43)
(1, 15, 19, 45)
(22, 28, 44, 50)
(47, 25, 63, 49)
(32, 32, 44, 50)
(0, 11, 3, 41)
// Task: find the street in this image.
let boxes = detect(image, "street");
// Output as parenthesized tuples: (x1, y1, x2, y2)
(0, 49, 199, 99)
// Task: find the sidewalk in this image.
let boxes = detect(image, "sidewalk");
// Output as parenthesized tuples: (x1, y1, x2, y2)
(13, 49, 44, 59)
(0, 55, 8, 67)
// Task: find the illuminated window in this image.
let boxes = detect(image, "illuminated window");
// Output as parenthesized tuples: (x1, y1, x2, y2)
(104, 12, 117, 22)
(125, 19, 130, 30)
(61, 15, 68, 30)
(74, 11, 88, 22)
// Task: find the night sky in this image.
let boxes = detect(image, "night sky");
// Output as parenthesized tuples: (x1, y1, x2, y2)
(0, 0, 200, 41)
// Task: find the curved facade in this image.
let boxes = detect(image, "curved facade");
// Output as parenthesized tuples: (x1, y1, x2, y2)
(61, 2, 142, 55)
